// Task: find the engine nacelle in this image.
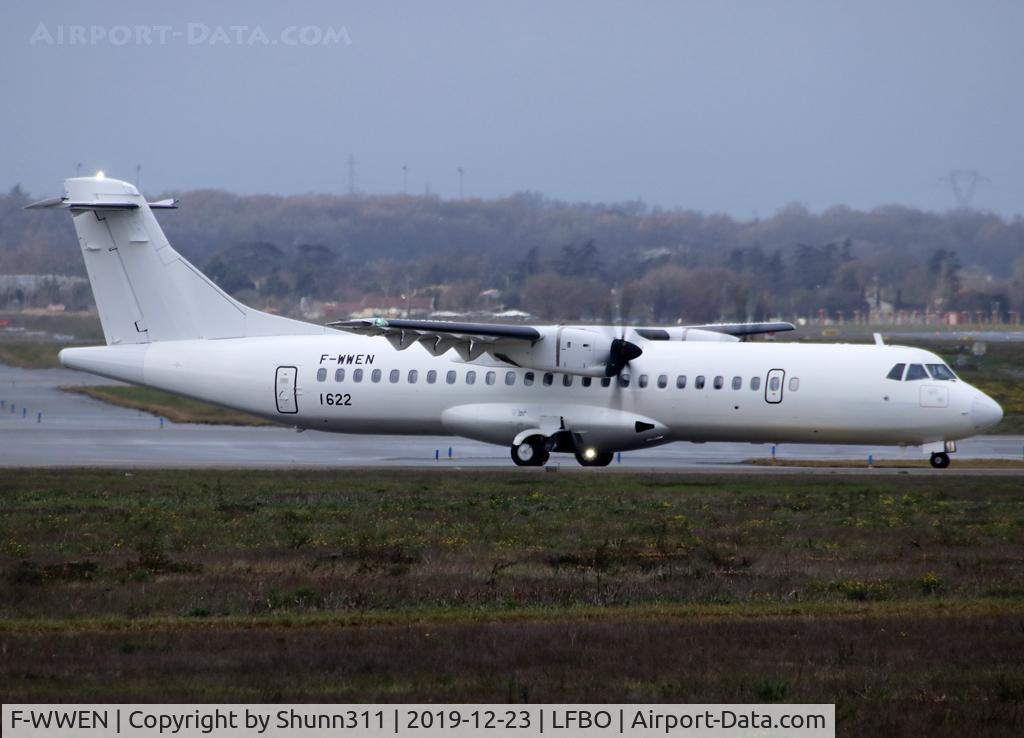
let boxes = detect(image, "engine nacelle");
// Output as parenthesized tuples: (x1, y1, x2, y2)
(496, 327, 614, 377)
(679, 327, 740, 342)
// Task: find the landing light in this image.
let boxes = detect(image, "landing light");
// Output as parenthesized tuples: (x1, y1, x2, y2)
(583, 447, 598, 461)
(95, 170, 105, 180)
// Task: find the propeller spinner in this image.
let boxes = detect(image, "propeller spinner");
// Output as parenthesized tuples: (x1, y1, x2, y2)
(605, 336, 643, 377)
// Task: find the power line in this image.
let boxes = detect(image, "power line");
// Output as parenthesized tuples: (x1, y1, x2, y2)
(347, 154, 358, 195)
(941, 169, 989, 208)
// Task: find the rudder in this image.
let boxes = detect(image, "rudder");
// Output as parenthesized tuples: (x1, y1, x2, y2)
(31, 175, 322, 345)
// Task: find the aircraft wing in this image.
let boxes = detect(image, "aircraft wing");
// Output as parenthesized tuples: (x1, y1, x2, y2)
(691, 321, 794, 336)
(634, 322, 795, 340)
(328, 318, 540, 360)
(328, 317, 795, 374)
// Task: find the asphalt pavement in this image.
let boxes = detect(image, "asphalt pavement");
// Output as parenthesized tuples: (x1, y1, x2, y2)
(1, 362, 1021, 472)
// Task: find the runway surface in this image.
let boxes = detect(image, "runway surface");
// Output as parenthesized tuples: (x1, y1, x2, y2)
(1, 363, 1022, 472)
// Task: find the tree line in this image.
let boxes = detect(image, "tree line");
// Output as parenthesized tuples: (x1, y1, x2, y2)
(2, 184, 1022, 322)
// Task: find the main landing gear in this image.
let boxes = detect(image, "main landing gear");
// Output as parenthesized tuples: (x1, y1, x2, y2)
(929, 452, 950, 469)
(511, 434, 614, 467)
(511, 435, 549, 467)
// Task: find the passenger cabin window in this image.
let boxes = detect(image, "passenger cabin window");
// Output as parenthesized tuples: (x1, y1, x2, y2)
(695, 375, 705, 389)
(600, 377, 612, 388)
(927, 364, 956, 380)
(886, 363, 905, 381)
(905, 364, 928, 381)
(657, 374, 668, 389)
(543, 372, 554, 386)
(371, 369, 382, 383)
(750, 376, 761, 391)
(524, 372, 535, 386)
(353, 368, 363, 382)
(389, 369, 400, 383)
(769, 376, 781, 392)
(446, 370, 457, 385)
(486, 371, 496, 385)
(316, 368, 327, 382)
(562, 374, 573, 387)
(335, 368, 345, 382)
(466, 370, 476, 385)
(505, 371, 516, 386)
(408, 369, 418, 384)
(582, 377, 592, 388)
(713, 376, 724, 390)
(731, 376, 742, 390)
(789, 377, 800, 391)
(618, 372, 631, 388)
(638, 374, 649, 388)
(426, 370, 437, 384)
(676, 375, 687, 389)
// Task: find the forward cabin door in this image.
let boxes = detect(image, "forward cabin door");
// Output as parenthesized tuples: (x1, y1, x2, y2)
(765, 368, 785, 404)
(275, 366, 298, 414)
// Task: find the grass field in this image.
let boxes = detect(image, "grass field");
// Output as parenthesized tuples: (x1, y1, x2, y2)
(60, 385, 275, 426)
(0, 341, 71, 369)
(1, 469, 1022, 735)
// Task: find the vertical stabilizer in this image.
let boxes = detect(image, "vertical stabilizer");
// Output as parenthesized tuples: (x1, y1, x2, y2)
(32, 175, 323, 345)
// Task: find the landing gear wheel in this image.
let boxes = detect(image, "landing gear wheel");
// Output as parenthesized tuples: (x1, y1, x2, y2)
(574, 450, 614, 467)
(929, 452, 950, 469)
(511, 435, 549, 467)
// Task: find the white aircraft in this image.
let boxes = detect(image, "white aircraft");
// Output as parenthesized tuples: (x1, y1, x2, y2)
(29, 174, 1002, 469)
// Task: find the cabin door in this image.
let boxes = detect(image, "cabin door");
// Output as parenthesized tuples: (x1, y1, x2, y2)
(275, 366, 298, 414)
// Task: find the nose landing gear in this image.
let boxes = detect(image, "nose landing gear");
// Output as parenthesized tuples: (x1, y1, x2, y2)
(929, 452, 950, 469)
(574, 448, 614, 467)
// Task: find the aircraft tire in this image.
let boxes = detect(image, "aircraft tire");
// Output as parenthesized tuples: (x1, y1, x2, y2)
(511, 436, 549, 467)
(929, 452, 950, 469)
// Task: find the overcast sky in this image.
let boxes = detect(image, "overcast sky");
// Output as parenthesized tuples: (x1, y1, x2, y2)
(2, 1, 1022, 216)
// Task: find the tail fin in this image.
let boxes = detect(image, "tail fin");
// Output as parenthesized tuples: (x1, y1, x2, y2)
(28, 175, 322, 344)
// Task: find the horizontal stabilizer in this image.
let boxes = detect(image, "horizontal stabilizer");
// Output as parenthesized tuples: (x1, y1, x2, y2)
(25, 196, 178, 211)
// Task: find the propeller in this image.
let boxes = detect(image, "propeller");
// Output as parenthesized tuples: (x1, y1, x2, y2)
(605, 286, 642, 377)
(606, 336, 642, 377)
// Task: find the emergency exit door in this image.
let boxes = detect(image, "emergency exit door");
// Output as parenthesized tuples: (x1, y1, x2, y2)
(765, 368, 785, 404)
(275, 366, 298, 414)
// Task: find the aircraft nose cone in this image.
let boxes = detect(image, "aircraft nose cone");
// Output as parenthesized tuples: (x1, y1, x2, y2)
(971, 395, 1003, 431)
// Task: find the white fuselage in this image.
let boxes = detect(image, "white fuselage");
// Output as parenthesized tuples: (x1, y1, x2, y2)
(60, 333, 1002, 455)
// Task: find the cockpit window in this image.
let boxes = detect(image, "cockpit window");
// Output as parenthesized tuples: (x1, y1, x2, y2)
(904, 364, 928, 381)
(926, 364, 957, 380)
(886, 363, 905, 381)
